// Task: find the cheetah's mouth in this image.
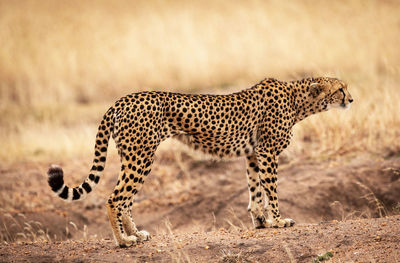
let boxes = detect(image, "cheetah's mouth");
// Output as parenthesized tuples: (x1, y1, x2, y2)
(339, 88, 351, 110)
(340, 103, 351, 110)
(330, 102, 350, 110)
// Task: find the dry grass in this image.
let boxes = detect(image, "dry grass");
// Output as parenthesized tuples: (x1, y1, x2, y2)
(0, 0, 399, 162)
(162, 219, 192, 263)
(355, 181, 388, 218)
(0, 210, 94, 244)
(1, 213, 51, 244)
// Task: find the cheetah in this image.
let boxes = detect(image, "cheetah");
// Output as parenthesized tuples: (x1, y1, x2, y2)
(48, 77, 353, 247)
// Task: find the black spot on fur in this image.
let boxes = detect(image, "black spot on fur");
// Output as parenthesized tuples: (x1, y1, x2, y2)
(82, 182, 92, 193)
(72, 188, 80, 200)
(47, 166, 64, 192)
(59, 186, 69, 199)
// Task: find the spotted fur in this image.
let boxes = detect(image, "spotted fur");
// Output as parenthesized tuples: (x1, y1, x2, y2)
(48, 77, 353, 247)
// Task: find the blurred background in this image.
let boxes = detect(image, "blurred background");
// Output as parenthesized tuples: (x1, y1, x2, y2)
(1, 0, 399, 162)
(1, 0, 400, 245)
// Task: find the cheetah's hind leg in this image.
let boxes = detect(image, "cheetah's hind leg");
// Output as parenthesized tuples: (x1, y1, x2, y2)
(245, 155, 268, 229)
(122, 203, 150, 242)
(106, 164, 153, 247)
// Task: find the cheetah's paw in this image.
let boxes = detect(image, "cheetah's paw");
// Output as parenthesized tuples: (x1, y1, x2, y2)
(267, 218, 295, 228)
(253, 215, 268, 229)
(118, 235, 139, 248)
(136, 230, 151, 242)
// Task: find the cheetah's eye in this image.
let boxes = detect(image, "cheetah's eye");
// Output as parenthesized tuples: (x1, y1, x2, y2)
(335, 88, 344, 95)
(337, 88, 346, 98)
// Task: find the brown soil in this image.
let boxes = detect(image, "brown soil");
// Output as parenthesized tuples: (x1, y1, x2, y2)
(1, 154, 399, 262)
(1, 215, 399, 263)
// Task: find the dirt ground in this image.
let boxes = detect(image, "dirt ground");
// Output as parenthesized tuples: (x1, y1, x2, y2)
(1, 152, 399, 262)
(1, 216, 399, 263)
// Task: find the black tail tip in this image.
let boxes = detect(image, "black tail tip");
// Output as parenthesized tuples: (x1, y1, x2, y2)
(48, 165, 64, 192)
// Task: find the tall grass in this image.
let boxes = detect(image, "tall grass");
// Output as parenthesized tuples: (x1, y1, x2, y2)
(0, 0, 399, 162)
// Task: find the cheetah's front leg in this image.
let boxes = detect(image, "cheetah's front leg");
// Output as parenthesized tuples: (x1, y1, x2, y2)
(256, 152, 295, 228)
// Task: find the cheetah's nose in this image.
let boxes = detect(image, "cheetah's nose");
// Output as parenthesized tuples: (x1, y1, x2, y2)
(349, 98, 354, 103)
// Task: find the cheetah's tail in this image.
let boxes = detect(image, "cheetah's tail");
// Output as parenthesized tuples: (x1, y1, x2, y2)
(47, 106, 115, 202)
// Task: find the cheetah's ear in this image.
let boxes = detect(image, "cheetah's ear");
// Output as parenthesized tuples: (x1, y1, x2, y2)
(310, 83, 326, 98)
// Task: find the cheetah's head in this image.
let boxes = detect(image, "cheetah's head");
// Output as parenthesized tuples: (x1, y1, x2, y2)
(309, 77, 353, 110)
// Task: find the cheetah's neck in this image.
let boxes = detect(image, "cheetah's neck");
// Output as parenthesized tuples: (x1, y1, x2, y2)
(291, 78, 328, 123)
